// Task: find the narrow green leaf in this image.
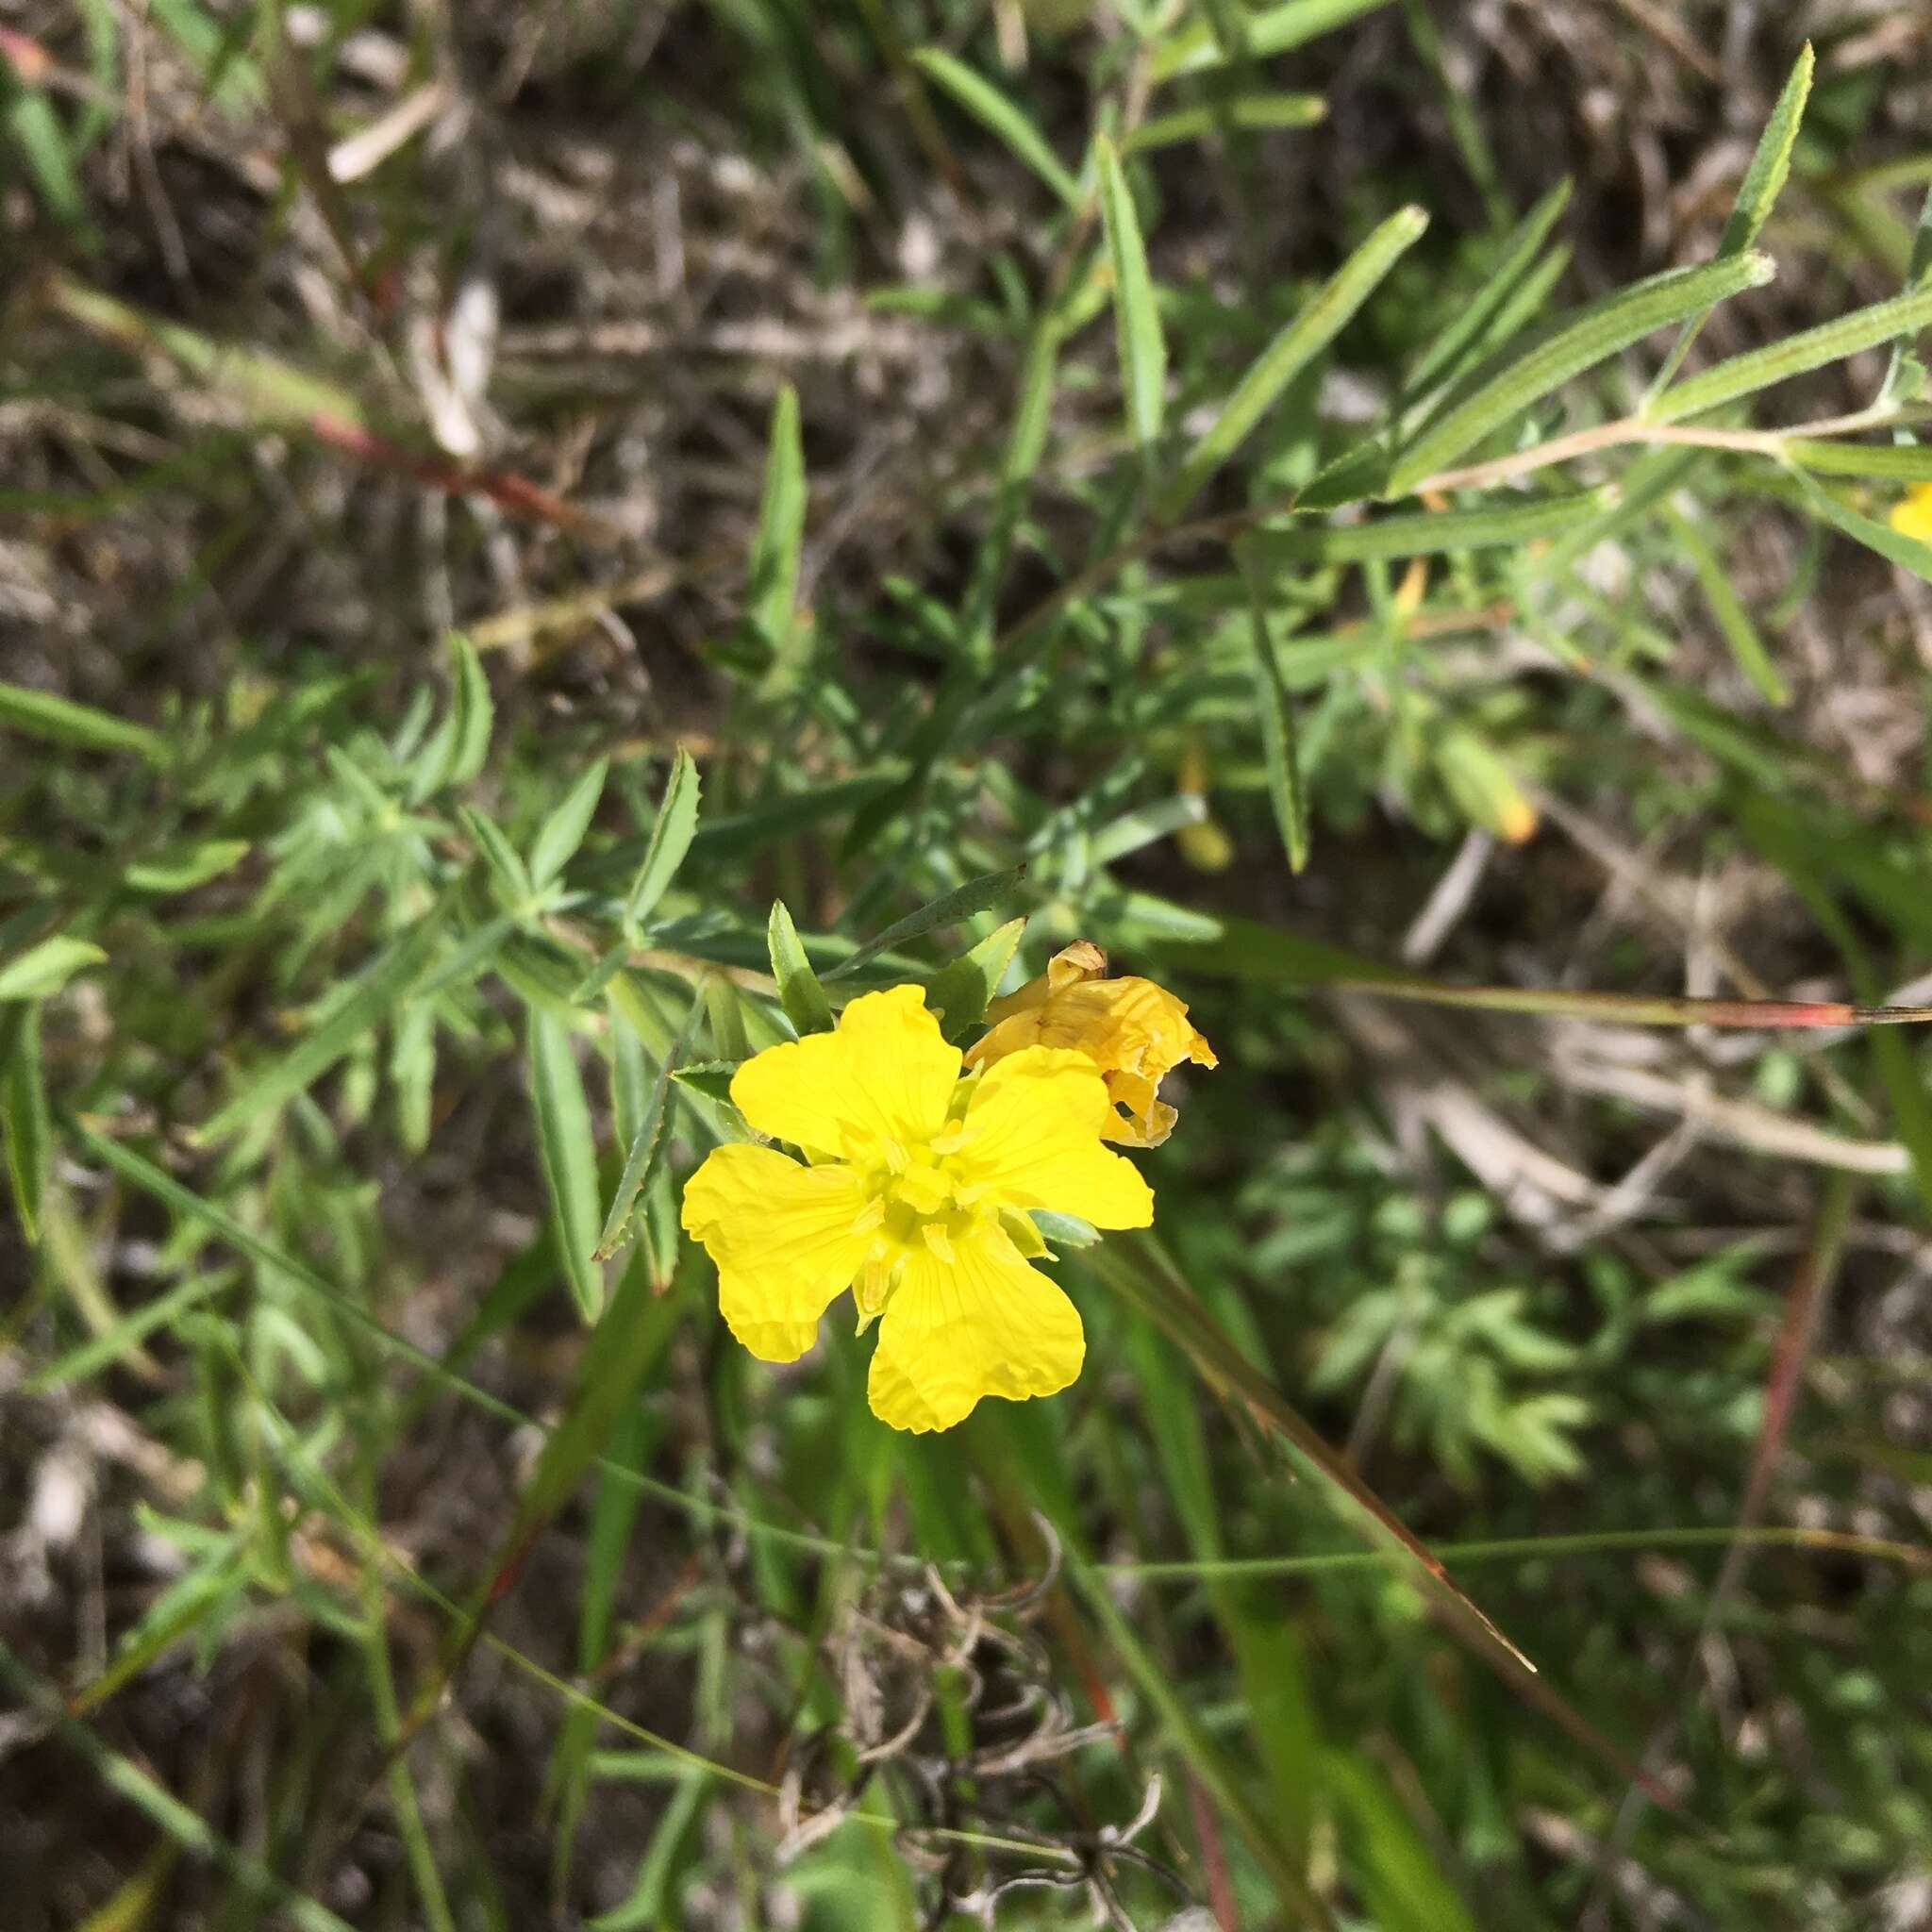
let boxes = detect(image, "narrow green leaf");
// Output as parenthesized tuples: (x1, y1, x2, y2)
(446, 633, 493, 786)
(924, 917, 1027, 1038)
(1881, 183, 1932, 403)
(1650, 283, 1932, 425)
(1161, 204, 1428, 519)
(670, 1060, 741, 1104)
(1244, 563, 1310, 873)
(1094, 134, 1166, 468)
(822, 866, 1028, 982)
(1403, 176, 1573, 400)
(0, 679, 164, 760)
(750, 384, 808, 691)
(28, 1268, 234, 1391)
(623, 748, 701, 936)
(1663, 506, 1788, 706)
(3, 1005, 51, 1243)
(461, 806, 535, 907)
(0, 936, 106, 1002)
(1249, 487, 1607, 565)
(1792, 468, 1932, 585)
(197, 906, 450, 1141)
(409, 632, 493, 802)
(1650, 42, 1812, 398)
(1152, 0, 1391, 80)
(1123, 92, 1325, 155)
(766, 901, 835, 1035)
(124, 840, 250, 894)
(1433, 724, 1538, 843)
(529, 757, 608, 889)
(595, 991, 702, 1261)
(1390, 251, 1774, 493)
(527, 1006, 606, 1322)
(910, 48, 1082, 208)
(1789, 440, 1932, 481)
(5, 82, 98, 245)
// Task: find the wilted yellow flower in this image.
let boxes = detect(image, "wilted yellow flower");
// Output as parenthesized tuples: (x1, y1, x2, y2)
(964, 942, 1216, 1149)
(1890, 483, 1932, 546)
(679, 984, 1152, 1433)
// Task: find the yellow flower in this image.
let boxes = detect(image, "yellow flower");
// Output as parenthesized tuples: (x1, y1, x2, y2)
(1890, 483, 1932, 546)
(964, 941, 1216, 1149)
(679, 984, 1152, 1433)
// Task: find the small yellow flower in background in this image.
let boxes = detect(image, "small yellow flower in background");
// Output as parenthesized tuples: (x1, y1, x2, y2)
(965, 941, 1217, 1149)
(679, 984, 1152, 1433)
(1890, 483, 1932, 546)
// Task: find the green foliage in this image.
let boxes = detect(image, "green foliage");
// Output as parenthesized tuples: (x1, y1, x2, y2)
(8, 4, 1932, 1929)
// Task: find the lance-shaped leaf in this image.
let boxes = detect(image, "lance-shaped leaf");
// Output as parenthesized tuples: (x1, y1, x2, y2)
(1404, 176, 1573, 403)
(1152, 0, 1391, 80)
(1649, 283, 1932, 425)
(0, 935, 106, 1002)
(1162, 204, 1428, 521)
(529, 758, 608, 889)
(526, 1006, 605, 1321)
(1094, 134, 1166, 470)
(924, 917, 1027, 1039)
(3, 1005, 50, 1243)
(596, 988, 703, 1261)
(823, 866, 1027, 981)
(1649, 42, 1813, 398)
(911, 47, 1082, 208)
(1389, 252, 1774, 494)
(623, 747, 701, 937)
(766, 901, 835, 1035)
(0, 678, 165, 760)
(1248, 488, 1606, 566)
(751, 384, 808, 692)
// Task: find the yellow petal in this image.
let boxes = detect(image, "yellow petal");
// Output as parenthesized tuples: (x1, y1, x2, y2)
(966, 955, 1215, 1146)
(956, 1047, 1154, 1228)
(1890, 484, 1932, 546)
(729, 983, 961, 1158)
(866, 1221, 1084, 1432)
(679, 1143, 871, 1361)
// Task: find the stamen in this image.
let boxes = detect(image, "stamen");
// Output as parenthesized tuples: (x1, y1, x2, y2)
(849, 1197, 886, 1235)
(921, 1222, 956, 1264)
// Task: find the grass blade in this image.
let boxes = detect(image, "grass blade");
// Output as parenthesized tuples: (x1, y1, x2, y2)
(623, 747, 702, 937)
(1649, 283, 1932, 425)
(196, 904, 451, 1142)
(0, 935, 106, 1002)
(1151, 0, 1391, 80)
(1123, 92, 1325, 155)
(910, 47, 1082, 208)
(751, 383, 808, 692)
(1664, 505, 1788, 705)
(1249, 487, 1607, 564)
(595, 989, 702, 1261)
(1390, 251, 1774, 494)
(3, 1005, 50, 1243)
(1243, 560, 1310, 873)
(526, 1006, 606, 1321)
(1161, 203, 1428, 520)
(766, 900, 835, 1035)
(1649, 42, 1813, 398)
(0, 679, 166, 760)
(1094, 134, 1166, 470)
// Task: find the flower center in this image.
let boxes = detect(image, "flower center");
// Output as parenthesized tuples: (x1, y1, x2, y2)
(843, 1127, 990, 1325)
